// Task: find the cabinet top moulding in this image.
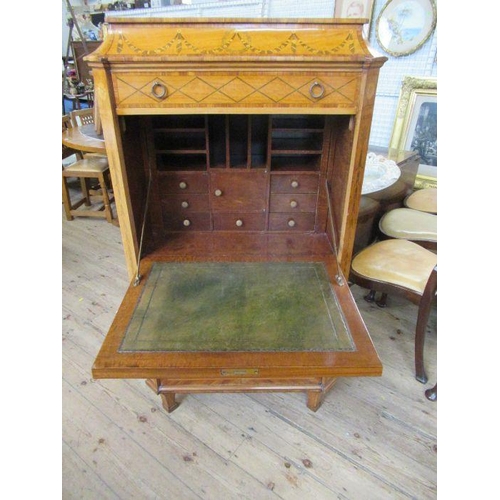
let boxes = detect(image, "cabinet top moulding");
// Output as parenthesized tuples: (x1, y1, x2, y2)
(86, 17, 386, 66)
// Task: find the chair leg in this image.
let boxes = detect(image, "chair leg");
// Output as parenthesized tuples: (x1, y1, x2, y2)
(62, 177, 74, 221)
(415, 267, 437, 384)
(364, 290, 376, 303)
(425, 383, 437, 401)
(376, 293, 388, 308)
(80, 178, 91, 206)
(98, 173, 113, 223)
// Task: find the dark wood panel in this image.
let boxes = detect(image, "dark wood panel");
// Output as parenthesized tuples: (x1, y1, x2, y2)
(210, 171, 267, 212)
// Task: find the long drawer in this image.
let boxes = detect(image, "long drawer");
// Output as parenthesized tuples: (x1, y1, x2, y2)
(113, 72, 360, 112)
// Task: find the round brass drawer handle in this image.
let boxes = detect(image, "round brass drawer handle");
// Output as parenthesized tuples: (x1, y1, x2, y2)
(309, 81, 325, 100)
(183, 219, 191, 227)
(290, 200, 298, 208)
(235, 219, 243, 227)
(179, 181, 187, 189)
(151, 81, 168, 100)
(214, 189, 223, 197)
(291, 180, 299, 189)
(288, 219, 296, 227)
(181, 201, 189, 208)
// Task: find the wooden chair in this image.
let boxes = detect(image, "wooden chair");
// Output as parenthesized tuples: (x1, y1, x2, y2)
(62, 155, 115, 223)
(378, 207, 437, 251)
(62, 114, 82, 163)
(70, 108, 95, 127)
(404, 187, 437, 214)
(350, 239, 437, 383)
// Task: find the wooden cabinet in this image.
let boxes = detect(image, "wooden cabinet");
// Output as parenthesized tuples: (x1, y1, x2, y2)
(87, 17, 387, 412)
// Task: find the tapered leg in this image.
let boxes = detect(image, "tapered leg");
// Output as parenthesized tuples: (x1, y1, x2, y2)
(364, 290, 376, 303)
(160, 393, 179, 413)
(307, 391, 323, 412)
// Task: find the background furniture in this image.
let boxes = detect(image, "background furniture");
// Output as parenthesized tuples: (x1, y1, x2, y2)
(62, 155, 114, 223)
(350, 239, 437, 383)
(86, 17, 388, 412)
(354, 147, 420, 254)
(378, 207, 437, 251)
(405, 187, 437, 214)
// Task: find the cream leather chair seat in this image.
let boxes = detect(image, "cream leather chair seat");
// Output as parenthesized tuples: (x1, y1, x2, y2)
(404, 187, 437, 214)
(351, 239, 437, 294)
(379, 208, 437, 242)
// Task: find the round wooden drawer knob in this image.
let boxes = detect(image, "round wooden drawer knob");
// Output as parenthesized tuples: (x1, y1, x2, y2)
(288, 219, 296, 227)
(183, 219, 191, 227)
(290, 200, 298, 208)
(214, 189, 223, 197)
(291, 181, 299, 188)
(235, 219, 243, 227)
(181, 201, 189, 208)
(179, 181, 187, 189)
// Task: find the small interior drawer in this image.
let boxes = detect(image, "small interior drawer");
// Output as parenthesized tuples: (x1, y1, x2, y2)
(270, 174, 319, 194)
(269, 213, 316, 231)
(162, 194, 210, 213)
(269, 193, 318, 213)
(163, 212, 211, 231)
(159, 172, 209, 194)
(212, 213, 266, 231)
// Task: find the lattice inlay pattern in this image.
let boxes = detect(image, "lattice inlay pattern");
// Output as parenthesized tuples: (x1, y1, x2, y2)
(114, 73, 360, 109)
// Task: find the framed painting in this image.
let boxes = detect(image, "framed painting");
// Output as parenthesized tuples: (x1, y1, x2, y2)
(389, 76, 437, 188)
(375, 0, 437, 57)
(334, 0, 375, 38)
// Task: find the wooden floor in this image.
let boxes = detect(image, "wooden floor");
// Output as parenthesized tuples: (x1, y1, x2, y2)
(62, 208, 437, 499)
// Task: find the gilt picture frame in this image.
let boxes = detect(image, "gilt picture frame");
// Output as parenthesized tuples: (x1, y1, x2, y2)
(375, 0, 437, 57)
(390, 76, 437, 188)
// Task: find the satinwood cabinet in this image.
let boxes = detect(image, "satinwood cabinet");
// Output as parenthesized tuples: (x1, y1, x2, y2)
(88, 16, 387, 412)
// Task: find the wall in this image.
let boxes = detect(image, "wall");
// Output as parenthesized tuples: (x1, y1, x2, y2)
(62, 0, 437, 150)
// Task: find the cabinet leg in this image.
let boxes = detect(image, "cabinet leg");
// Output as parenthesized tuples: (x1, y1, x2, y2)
(307, 391, 323, 412)
(160, 393, 179, 413)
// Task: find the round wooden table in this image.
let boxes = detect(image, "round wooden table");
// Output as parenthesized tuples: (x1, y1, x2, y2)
(62, 124, 106, 154)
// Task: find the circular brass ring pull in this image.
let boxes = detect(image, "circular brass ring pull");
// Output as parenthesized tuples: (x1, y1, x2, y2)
(309, 81, 325, 100)
(151, 81, 168, 100)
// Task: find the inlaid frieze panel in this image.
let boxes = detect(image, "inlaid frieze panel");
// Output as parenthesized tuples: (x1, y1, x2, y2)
(113, 72, 360, 111)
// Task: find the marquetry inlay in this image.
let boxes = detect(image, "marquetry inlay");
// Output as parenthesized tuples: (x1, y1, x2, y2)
(113, 72, 360, 109)
(108, 28, 364, 58)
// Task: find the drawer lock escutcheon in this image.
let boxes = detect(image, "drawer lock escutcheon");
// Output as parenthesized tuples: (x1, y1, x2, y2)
(221, 368, 259, 376)
(151, 81, 168, 100)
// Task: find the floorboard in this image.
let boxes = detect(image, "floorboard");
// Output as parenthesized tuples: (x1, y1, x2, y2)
(62, 210, 437, 499)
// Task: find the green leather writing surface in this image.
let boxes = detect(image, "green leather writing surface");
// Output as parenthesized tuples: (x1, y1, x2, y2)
(119, 262, 355, 352)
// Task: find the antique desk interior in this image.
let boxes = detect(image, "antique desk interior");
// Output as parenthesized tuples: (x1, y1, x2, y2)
(89, 17, 387, 412)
